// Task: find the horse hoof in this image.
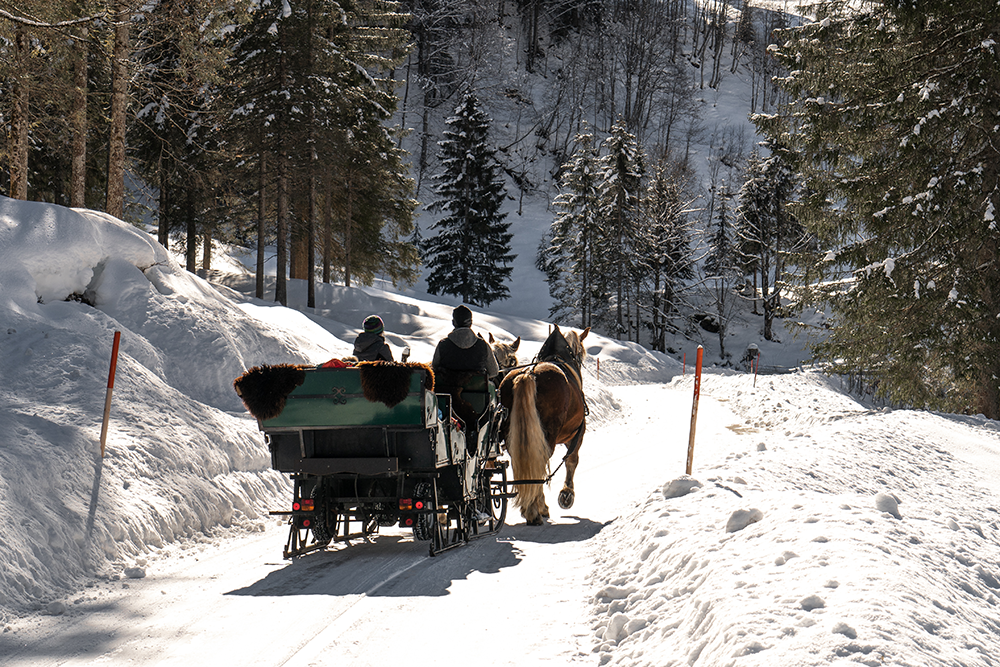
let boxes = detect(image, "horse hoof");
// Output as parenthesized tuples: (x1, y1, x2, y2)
(540, 505, 550, 518)
(558, 490, 575, 509)
(526, 515, 544, 526)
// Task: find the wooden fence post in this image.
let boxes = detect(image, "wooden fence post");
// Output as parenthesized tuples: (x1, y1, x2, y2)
(685, 345, 704, 475)
(99, 331, 121, 458)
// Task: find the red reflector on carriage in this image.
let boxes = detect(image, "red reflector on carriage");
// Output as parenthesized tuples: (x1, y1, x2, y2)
(415, 500, 424, 510)
(301, 518, 311, 528)
(292, 502, 301, 511)
(301, 499, 315, 511)
(401, 517, 414, 527)
(399, 498, 413, 511)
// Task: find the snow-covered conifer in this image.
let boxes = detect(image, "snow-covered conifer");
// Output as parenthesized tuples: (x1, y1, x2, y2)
(540, 126, 602, 327)
(424, 91, 514, 307)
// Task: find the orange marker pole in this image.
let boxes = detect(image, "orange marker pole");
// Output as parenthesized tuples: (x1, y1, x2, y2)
(99, 331, 122, 458)
(685, 345, 704, 475)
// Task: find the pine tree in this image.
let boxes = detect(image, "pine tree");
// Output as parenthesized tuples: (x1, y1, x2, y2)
(424, 91, 514, 307)
(735, 147, 798, 341)
(540, 125, 602, 327)
(704, 179, 740, 360)
(226, 0, 297, 304)
(131, 0, 233, 268)
(324, 0, 417, 291)
(226, 0, 416, 304)
(757, 0, 1000, 417)
(642, 157, 693, 351)
(595, 119, 645, 339)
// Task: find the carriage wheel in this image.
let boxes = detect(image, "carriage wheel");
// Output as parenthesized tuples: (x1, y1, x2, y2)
(310, 482, 337, 545)
(488, 461, 508, 531)
(465, 459, 507, 535)
(412, 482, 435, 542)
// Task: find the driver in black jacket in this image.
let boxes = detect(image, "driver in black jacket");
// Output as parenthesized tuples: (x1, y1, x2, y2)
(431, 305, 499, 379)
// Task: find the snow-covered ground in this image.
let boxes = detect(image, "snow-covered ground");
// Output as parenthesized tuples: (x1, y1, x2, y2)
(4, 197, 1000, 666)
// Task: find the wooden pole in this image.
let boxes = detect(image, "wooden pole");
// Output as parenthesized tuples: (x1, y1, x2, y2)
(99, 331, 122, 458)
(685, 345, 704, 475)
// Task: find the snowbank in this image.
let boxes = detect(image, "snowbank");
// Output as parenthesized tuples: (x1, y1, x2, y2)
(0, 197, 343, 617)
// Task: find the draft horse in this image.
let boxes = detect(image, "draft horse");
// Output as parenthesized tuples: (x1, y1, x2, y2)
(498, 325, 590, 525)
(488, 333, 521, 373)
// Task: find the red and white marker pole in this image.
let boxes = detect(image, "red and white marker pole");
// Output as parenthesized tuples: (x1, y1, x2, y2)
(99, 331, 121, 458)
(685, 345, 704, 475)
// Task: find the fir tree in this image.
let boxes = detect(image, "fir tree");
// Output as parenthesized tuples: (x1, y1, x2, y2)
(131, 0, 234, 268)
(540, 126, 602, 328)
(596, 119, 646, 339)
(735, 147, 798, 341)
(704, 179, 740, 360)
(757, 0, 1000, 417)
(424, 91, 514, 307)
(642, 157, 693, 351)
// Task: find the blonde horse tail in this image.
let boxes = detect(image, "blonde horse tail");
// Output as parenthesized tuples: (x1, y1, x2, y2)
(509, 373, 549, 522)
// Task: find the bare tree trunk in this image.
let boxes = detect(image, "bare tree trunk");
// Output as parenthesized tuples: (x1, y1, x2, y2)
(256, 152, 266, 299)
(275, 21, 289, 306)
(106, 0, 130, 218)
(343, 176, 353, 288)
(276, 151, 289, 306)
(307, 166, 317, 309)
(322, 166, 332, 284)
(290, 182, 309, 279)
(158, 156, 169, 248)
(202, 227, 213, 274)
(9, 26, 30, 200)
(185, 189, 197, 273)
(71, 27, 88, 208)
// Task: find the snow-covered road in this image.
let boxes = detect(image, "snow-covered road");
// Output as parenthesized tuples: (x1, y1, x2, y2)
(0, 381, 745, 666)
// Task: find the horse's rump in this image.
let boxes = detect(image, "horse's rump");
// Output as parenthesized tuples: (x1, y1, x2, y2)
(499, 325, 589, 524)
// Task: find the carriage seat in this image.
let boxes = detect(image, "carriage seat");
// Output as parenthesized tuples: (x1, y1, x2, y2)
(432, 368, 495, 431)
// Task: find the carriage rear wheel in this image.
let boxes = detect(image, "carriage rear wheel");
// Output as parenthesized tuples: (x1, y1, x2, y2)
(310, 482, 337, 544)
(412, 482, 435, 542)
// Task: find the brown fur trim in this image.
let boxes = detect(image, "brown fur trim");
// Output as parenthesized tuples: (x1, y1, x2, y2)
(233, 364, 308, 421)
(358, 361, 434, 408)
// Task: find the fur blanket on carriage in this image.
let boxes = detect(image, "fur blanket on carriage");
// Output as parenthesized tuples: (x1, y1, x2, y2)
(233, 360, 435, 421)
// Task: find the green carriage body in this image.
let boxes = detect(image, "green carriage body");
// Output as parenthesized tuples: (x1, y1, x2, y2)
(256, 365, 507, 557)
(262, 366, 464, 477)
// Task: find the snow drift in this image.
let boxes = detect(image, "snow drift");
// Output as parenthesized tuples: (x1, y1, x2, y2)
(0, 196, 343, 616)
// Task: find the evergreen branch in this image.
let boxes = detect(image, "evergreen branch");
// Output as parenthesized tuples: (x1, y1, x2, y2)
(0, 7, 106, 29)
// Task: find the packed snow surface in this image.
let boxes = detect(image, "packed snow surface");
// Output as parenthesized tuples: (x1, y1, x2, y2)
(3, 196, 1000, 667)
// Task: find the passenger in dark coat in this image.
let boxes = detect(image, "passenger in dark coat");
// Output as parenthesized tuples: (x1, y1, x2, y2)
(353, 315, 394, 362)
(432, 305, 499, 379)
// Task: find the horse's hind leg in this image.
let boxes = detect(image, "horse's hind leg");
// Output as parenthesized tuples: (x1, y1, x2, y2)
(558, 422, 586, 510)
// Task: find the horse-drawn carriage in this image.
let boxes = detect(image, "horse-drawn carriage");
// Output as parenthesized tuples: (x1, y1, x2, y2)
(236, 362, 509, 557)
(234, 324, 589, 558)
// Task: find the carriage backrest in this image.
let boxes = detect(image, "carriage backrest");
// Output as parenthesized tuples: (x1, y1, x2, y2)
(260, 366, 431, 430)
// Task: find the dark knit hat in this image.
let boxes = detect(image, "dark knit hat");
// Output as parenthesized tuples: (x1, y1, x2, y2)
(452, 305, 473, 328)
(363, 315, 384, 335)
